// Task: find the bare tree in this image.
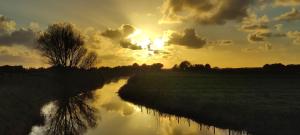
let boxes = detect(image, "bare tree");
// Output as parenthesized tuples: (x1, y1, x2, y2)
(80, 52, 98, 69)
(37, 22, 98, 69)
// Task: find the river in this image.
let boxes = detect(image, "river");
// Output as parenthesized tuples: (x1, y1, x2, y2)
(30, 79, 248, 135)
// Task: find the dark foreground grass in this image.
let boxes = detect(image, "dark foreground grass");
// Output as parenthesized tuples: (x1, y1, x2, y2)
(119, 71, 300, 135)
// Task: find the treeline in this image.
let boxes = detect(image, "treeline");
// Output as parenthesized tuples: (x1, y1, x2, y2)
(1, 61, 300, 74)
(172, 61, 300, 73)
(172, 61, 212, 72)
(0, 63, 164, 74)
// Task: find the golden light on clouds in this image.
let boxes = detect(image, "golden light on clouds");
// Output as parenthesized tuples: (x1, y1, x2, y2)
(152, 37, 165, 50)
(127, 29, 151, 49)
(1, 0, 300, 68)
(126, 28, 168, 51)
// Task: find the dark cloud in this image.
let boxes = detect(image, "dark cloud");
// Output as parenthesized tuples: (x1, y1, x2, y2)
(275, 8, 300, 22)
(221, 40, 234, 45)
(101, 24, 135, 40)
(248, 33, 266, 42)
(240, 14, 285, 43)
(0, 15, 37, 48)
(241, 24, 268, 31)
(101, 24, 140, 50)
(120, 39, 142, 50)
(248, 32, 286, 42)
(0, 28, 37, 47)
(160, 0, 253, 25)
(208, 40, 234, 46)
(101, 29, 122, 39)
(168, 29, 206, 49)
(240, 14, 270, 32)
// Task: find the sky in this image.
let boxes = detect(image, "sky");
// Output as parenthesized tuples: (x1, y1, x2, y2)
(0, 0, 300, 68)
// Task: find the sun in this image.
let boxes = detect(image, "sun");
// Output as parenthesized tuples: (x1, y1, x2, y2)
(126, 29, 166, 51)
(152, 37, 164, 50)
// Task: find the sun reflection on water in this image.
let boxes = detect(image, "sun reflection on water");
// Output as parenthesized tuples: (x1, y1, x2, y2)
(30, 79, 249, 135)
(86, 79, 249, 135)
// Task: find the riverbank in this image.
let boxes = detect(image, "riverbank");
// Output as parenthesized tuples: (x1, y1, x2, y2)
(119, 71, 300, 135)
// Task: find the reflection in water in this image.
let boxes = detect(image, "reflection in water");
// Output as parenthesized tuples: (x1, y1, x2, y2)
(31, 80, 249, 135)
(47, 92, 96, 135)
(31, 90, 97, 135)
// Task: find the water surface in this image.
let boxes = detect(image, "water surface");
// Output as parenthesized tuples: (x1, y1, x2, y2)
(31, 79, 248, 135)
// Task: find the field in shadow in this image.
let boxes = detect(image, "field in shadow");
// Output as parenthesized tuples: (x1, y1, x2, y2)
(119, 71, 300, 135)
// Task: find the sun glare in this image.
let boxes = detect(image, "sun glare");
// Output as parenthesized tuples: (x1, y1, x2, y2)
(126, 28, 166, 51)
(152, 37, 164, 50)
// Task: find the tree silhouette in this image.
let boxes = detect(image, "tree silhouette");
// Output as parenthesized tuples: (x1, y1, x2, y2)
(37, 22, 98, 69)
(179, 61, 191, 71)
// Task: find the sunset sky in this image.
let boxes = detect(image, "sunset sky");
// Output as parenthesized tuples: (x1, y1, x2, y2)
(1, 0, 300, 68)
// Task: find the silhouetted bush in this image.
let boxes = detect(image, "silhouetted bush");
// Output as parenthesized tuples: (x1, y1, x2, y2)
(263, 63, 286, 71)
(179, 61, 191, 71)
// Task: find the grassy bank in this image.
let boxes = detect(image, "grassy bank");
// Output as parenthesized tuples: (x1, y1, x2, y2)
(119, 71, 300, 135)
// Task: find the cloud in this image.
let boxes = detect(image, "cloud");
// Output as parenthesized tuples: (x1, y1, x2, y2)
(0, 15, 38, 48)
(0, 28, 37, 48)
(168, 29, 206, 49)
(275, 8, 300, 22)
(287, 31, 300, 44)
(102, 24, 135, 40)
(0, 15, 42, 67)
(101, 24, 142, 50)
(240, 13, 285, 43)
(248, 33, 266, 42)
(274, 24, 283, 31)
(208, 40, 234, 46)
(0, 46, 44, 67)
(241, 14, 269, 42)
(248, 31, 286, 42)
(83, 27, 109, 50)
(160, 0, 252, 25)
(120, 39, 142, 50)
(240, 14, 270, 32)
(274, 0, 300, 6)
(0, 15, 16, 33)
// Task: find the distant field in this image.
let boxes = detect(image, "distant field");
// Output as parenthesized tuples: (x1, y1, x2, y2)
(119, 71, 300, 135)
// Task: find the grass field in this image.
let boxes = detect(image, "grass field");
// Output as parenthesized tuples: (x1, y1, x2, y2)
(119, 71, 300, 135)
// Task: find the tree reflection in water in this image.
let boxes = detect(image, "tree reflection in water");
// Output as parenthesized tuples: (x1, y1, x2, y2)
(46, 90, 96, 135)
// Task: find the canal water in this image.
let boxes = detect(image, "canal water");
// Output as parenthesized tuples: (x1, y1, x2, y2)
(30, 79, 248, 135)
